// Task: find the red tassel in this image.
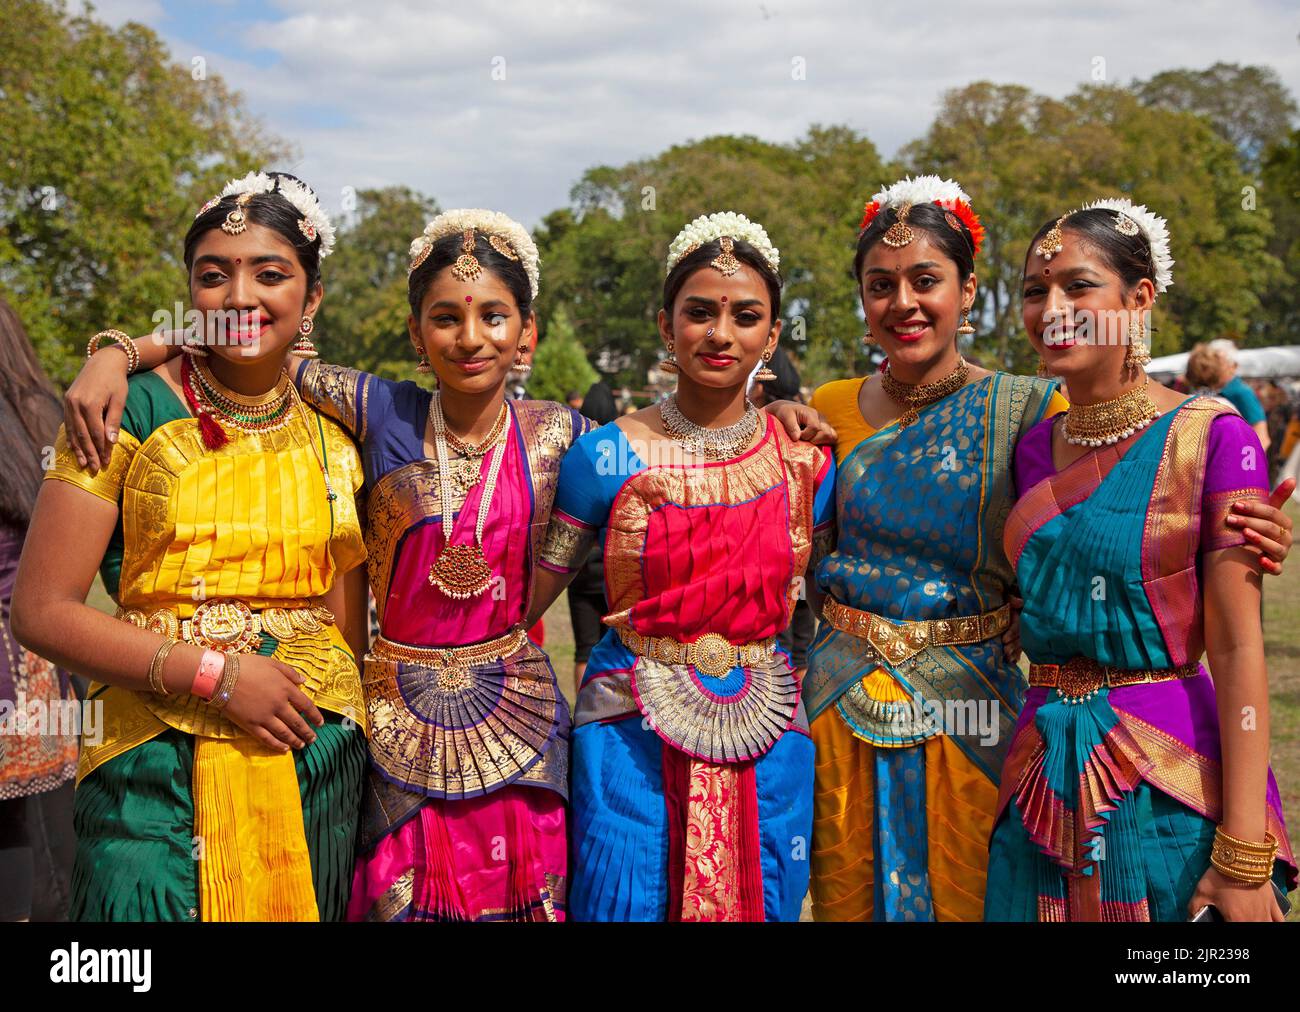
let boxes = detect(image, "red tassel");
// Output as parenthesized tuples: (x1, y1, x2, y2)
(180, 356, 228, 449)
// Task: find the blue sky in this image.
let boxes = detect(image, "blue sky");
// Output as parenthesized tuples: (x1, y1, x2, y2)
(86, 0, 1300, 232)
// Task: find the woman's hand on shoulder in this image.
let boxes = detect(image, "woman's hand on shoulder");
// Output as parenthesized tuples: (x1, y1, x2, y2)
(65, 348, 132, 473)
(1227, 478, 1294, 575)
(763, 400, 837, 446)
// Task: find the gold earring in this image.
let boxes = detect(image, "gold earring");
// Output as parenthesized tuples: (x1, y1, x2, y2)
(957, 309, 976, 336)
(754, 349, 777, 382)
(1124, 317, 1150, 372)
(291, 316, 318, 358)
(661, 339, 679, 374)
(862, 324, 876, 347)
(1036, 356, 1053, 378)
(415, 348, 432, 374)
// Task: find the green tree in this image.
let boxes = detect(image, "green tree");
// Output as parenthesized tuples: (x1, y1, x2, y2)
(313, 186, 439, 379)
(528, 307, 597, 404)
(0, 0, 289, 383)
(535, 127, 888, 390)
(903, 82, 1281, 371)
(1134, 63, 1297, 173)
(1260, 130, 1300, 342)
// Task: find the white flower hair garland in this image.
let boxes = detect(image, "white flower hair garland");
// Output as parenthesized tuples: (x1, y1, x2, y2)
(665, 211, 780, 276)
(407, 208, 541, 299)
(197, 170, 337, 258)
(1081, 197, 1175, 293)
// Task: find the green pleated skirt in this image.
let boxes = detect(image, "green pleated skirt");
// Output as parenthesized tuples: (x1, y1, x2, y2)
(69, 714, 365, 921)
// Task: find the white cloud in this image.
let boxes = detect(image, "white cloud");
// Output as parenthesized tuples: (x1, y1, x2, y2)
(86, 0, 1300, 233)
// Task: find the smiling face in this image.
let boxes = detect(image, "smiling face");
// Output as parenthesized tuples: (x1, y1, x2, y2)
(657, 263, 780, 388)
(189, 222, 321, 366)
(859, 232, 975, 372)
(409, 266, 534, 395)
(1021, 229, 1154, 383)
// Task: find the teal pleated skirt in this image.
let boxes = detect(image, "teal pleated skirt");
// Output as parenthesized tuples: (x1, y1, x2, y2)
(987, 783, 1288, 921)
(69, 715, 364, 921)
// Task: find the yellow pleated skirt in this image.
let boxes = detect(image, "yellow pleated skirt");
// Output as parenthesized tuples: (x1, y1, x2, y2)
(809, 669, 998, 922)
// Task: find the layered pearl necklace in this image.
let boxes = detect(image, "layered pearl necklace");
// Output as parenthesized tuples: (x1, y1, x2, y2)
(1063, 379, 1162, 447)
(660, 394, 760, 461)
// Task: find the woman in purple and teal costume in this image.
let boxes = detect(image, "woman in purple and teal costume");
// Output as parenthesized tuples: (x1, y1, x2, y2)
(986, 200, 1297, 921)
(528, 213, 834, 921)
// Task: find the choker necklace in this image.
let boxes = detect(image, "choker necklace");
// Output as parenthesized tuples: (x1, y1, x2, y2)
(427, 393, 508, 599)
(1063, 379, 1161, 447)
(181, 356, 337, 502)
(440, 402, 510, 494)
(879, 357, 970, 427)
(660, 394, 760, 461)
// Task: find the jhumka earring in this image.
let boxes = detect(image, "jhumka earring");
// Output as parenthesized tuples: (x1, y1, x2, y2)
(1036, 356, 1053, 378)
(415, 348, 433, 374)
(957, 309, 976, 335)
(291, 316, 319, 358)
(451, 229, 482, 283)
(180, 326, 209, 357)
(661, 339, 680, 374)
(221, 192, 254, 236)
(882, 203, 916, 248)
(514, 343, 532, 380)
(1124, 316, 1151, 372)
(710, 236, 741, 276)
(754, 349, 777, 382)
(862, 324, 876, 348)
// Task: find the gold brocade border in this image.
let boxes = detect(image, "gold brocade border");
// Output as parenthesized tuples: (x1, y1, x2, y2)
(364, 460, 464, 625)
(299, 361, 365, 441)
(367, 869, 415, 922)
(681, 761, 746, 921)
(1142, 400, 1231, 667)
(602, 419, 823, 624)
(1201, 487, 1267, 553)
(45, 426, 141, 505)
(538, 512, 597, 572)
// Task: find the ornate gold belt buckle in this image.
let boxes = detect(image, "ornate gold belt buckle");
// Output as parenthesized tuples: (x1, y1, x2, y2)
(689, 632, 736, 678)
(189, 599, 261, 653)
(1056, 656, 1103, 704)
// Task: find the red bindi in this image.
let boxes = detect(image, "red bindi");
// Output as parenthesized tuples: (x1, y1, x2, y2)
(1043, 267, 1051, 276)
(465, 296, 472, 303)
(234, 257, 241, 264)
(721, 295, 728, 303)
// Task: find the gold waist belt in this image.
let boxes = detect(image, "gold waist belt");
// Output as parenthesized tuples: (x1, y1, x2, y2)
(116, 598, 335, 653)
(371, 627, 529, 672)
(823, 598, 1011, 667)
(617, 627, 776, 678)
(1028, 657, 1200, 703)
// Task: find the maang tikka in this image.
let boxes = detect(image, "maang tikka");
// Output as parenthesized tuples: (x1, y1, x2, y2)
(881, 203, 916, 248)
(222, 192, 254, 236)
(451, 229, 483, 283)
(711, 236, 741, 276)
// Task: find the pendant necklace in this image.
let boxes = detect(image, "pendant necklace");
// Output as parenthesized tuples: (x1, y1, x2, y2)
(426, 393, 507, 599)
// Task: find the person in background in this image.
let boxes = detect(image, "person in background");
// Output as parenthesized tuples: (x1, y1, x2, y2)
(0, 298, 79, 921)
(566, 390, 584, 411)
(749, 345, 816, 680)
(1184, 342, 1235, 406)
(1208, 337, 1271, 453)
(564, 381, 621, 697)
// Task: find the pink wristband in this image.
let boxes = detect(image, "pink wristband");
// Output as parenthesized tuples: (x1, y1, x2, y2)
(191, 649, 226, 701)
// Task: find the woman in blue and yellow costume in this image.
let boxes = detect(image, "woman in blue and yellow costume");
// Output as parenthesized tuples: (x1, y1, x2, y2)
(985, 200, 1296, 920)
(527, 212, 835, 921)
(64, 209, 589, 922)
(801, 176, 1064, 921)
(12, 172, 370, 921)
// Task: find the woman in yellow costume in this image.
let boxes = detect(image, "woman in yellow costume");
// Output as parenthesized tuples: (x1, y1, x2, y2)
(11, 172, 369, 921)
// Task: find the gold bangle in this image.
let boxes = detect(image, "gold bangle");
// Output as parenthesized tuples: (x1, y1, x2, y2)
(87, 329, 140, 374)
(1211, 827, 1278, 884)
(211, 652, 241, 711)
(148, 639, 179, 696)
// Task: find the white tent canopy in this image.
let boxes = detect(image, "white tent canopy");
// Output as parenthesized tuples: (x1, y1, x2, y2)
(1146, 345, 1300, 379)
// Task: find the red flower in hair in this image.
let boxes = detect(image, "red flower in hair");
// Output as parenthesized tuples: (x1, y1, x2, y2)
(859, 200, 882, 231)
(939, 200, 985, 255)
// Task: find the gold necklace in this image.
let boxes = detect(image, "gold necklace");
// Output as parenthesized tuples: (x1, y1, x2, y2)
(190, 358, 295, 432)
(440, 402, 509, 493)
(1063, 379, 1161, 447)
(879, 356, 970, 426)
(426, 393, 508, 599)
(660, 394, 760, 461)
